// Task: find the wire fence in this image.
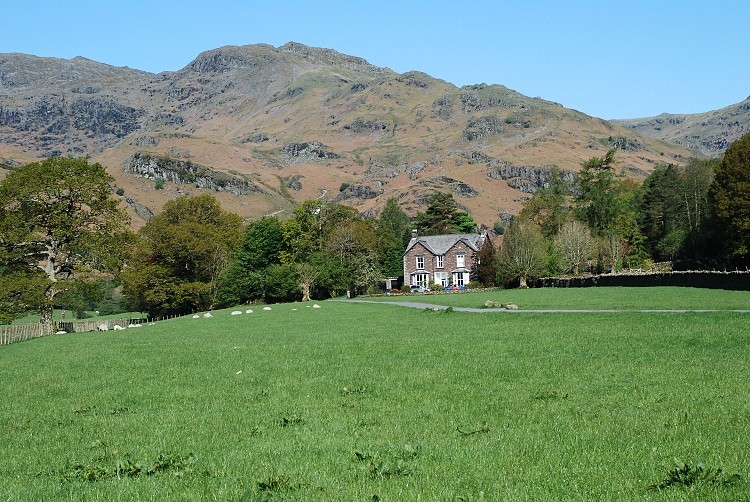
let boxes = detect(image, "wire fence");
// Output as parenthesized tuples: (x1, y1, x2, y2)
(0, 314, 182, 346)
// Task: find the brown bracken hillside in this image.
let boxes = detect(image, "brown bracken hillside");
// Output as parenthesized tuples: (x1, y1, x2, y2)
(0, 42, 713, 227)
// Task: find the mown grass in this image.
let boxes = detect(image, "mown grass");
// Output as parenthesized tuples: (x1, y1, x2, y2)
(377, 286, 750, 311)
(1, 289, 749, 501)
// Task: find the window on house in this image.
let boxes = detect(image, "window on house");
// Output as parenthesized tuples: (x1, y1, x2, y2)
(414, 273, 430, 287)
(436, 255, 444, 268)
(453, 271, 467, 286)
(416, 256, 424, 269)
(434, 272, 448, 287)
(456, 253, 465, 268)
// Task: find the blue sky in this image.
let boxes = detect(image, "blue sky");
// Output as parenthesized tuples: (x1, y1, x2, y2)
(3, 1, 748, 119)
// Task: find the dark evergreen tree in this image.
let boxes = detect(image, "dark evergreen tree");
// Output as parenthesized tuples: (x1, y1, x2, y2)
(575, 149, 631, 236)
(519, 168, 572, 239)
(636, 164, 686, 260)
(376, 198, 411, 278)
(414, 191, 476, 235)
(709, 132, 750, 264)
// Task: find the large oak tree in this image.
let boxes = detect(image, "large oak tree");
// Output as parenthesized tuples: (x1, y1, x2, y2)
(0, 157, 129, 330)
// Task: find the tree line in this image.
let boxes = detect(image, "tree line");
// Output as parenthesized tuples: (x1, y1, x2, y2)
(498, 132, 750, 287)
(0, 160, 480, 326)
(1, 131, 749, 326)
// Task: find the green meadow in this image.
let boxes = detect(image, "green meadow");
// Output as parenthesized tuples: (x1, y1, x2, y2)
(374, 286, 750, 311)
(1, 288, 749, 501)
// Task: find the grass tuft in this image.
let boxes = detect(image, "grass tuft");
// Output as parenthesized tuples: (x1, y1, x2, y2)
(648, 459, 742, 490)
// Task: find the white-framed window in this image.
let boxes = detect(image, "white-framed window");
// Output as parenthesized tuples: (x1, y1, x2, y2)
(453, 271, 468, 286)
(414, 273, 430, 287)
(416, 255, 424, 269)
(456, 253, 465, 268)
(436, 255, 444, 268)
(434, 272, 449, 287)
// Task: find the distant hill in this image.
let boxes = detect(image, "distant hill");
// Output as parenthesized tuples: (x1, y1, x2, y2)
(615, 97, 750, 157)
(0, 43, 719, 226)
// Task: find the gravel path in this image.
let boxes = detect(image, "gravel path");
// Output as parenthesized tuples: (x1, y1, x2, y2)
(332, 299, 750, 313)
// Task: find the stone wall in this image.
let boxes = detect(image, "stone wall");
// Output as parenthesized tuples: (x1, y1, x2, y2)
(535, 271, 750, 291)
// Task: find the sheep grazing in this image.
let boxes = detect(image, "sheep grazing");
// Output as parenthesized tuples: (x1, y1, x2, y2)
(231, 311, 243, 316)
(55, 330, 67, 335)
(245, 309, 253, 314)
(128, 323, 142, 328)
(192, 314, 200, 319)
(263, 306, 272, 311)
(113, 325, 126, 330)
(98, 324, 109, 332)
(312, 304, 321, 309)
(203, 312, 213, 318)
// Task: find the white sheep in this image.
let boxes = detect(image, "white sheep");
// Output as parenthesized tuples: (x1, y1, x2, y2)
(231, 311, 243, 316)
(113, 325, 126, 330)
(203, 312, 213, 318)
(263, 306, 272, 311)
(192, 314, 200, 319)
(245, 309, 254, 314)
(312, 304, 321, 309)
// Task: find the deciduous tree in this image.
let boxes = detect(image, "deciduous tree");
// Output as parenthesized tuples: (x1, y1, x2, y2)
(0, 157, 129, 330)
(555, 220, 594, 275)
(497, 220, 547, 288)
(122, 194, 242, 316)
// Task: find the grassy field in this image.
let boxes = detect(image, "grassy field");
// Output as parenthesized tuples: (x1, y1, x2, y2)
(376, 286, 750, 311)
(1, 288, 749, 501)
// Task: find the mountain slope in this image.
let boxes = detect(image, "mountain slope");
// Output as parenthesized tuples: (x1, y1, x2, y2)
(615, 97, 750, 157)
(0, 43, 704, 227)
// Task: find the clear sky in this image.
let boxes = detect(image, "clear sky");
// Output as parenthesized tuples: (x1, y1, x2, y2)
(3, 1, 748, 119)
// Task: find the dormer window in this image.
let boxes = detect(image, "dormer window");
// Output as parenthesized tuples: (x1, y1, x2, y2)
(416, 256, 424, 269)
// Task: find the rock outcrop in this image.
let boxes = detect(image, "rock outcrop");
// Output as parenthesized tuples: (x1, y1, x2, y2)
(335, 183, 383, 201)
(124, 152, 263, 195)
(488, 165, 576, 194)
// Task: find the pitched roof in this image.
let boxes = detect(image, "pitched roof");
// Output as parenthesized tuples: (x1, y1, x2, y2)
(404, 233, 484, 255)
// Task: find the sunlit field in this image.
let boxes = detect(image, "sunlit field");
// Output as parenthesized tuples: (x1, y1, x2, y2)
(370, 286, 750, 311)
(1, 288, 748, 501)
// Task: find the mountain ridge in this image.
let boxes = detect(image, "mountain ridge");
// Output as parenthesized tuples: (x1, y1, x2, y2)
(0, 42, 740, 227)
(615, 97, 750, 156)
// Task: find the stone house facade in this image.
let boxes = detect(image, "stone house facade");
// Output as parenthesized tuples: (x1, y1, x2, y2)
(403, 230, 489, 288)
